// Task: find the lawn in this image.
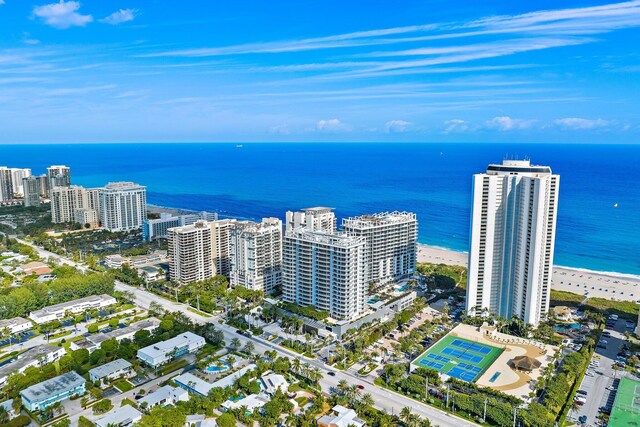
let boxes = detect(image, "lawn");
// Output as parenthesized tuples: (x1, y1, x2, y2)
(113, 379, 133, 392)
(583, 297, 639, 321)
(550, 289, 585, 307)
(412, 334, 503, 382)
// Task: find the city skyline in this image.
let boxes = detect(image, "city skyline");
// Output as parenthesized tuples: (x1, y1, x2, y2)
(0, 0, 639, 143)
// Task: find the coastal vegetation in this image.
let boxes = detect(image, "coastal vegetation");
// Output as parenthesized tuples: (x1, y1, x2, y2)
(417, 262, 467, 290)
(550, 289, 639, 320)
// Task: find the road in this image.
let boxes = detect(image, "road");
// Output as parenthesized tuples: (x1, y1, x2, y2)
(115, 281, 478, 427)
(17, 238, 478, 427)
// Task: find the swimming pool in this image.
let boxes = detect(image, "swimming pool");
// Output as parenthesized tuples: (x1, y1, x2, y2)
(206, 362, 231, 372)
(554, 323, 581, 331)
(489, 372, 501, 383)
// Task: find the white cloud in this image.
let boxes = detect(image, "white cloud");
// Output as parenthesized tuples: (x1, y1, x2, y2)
(554, 117, 609, 130)
(385, 120, 411, 133)
(443, 119, 471, 133)
(100, 8, 137, 25)
(33, 1, 93, 29)
(269, 124, 290, 135)
(23, 33, 40, 45)
(315, 118, 349, 132)
(0, 1, 5, 6)
(484, 116, 536, 131)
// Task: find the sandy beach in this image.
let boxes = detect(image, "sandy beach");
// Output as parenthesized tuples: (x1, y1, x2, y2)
(417, 244, 640, 303)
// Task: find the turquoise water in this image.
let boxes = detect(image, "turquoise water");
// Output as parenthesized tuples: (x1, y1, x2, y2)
(554, 323, 581, 331)
(2, 143, 638, 274)
(489, 372, 501, 383)
(206, 362, 230, 372)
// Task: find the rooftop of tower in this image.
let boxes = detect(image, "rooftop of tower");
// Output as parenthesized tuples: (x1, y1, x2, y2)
(486, 159, 552, 174)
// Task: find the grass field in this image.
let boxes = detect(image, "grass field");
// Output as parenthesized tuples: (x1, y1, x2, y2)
(609, 377, 640, 426)
(412, 334, 503, 382)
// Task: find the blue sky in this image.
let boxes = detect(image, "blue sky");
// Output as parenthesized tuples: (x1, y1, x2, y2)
(1, 0, 639, 143)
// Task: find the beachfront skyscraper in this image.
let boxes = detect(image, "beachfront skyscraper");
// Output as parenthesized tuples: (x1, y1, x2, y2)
(229, 218, 282, 294)
(168, 220, 214, 285)
(10, 168, 31, 196)
(22, 176, 41, 207)
(283, 229, 367, 321)
(342, 211, 418, 287)
(99, 182, 147, 232)
(0, 167, 13, 201)
(47, 165, 71, 189)
(51, 186, 101, 224)
(285, 207, 337, 233)
(210, 219, 240, 278)
(466, 159, 560, 326)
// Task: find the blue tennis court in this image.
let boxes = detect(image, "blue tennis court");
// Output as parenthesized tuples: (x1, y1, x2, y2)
(412, 334, 504, 383)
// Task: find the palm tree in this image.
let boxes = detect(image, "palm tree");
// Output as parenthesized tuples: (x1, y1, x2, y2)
(292, 357, 302, 375)
(359, 393, 374, 409)
(0, 407, 9, 425)
(230, 337, 241, 350)
(336, 379, 349, 395)
(400, 407, 413, 424)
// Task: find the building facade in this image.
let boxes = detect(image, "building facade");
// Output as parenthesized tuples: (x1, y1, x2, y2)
(0, 167, 13, 201)
(29, 294, 117, 324)
(210, 218, 239, 277)
(142, 211, 217, 242)
(89, 359, 133, 383)
(283, 229, 367, 321)
(137, 332, 205, 368)
(342, 211, 418, 286)
(466, 160, 560, 326)
(285, 207, 337, 233)
(50, 186, 100, 224)
(230, 218, 282, 293)
(47, 165, 71, 189)
(22, 176, 41, 207)
(99, 182, 147, 232)
(168, 220, 214, 284)
(20, 371, 85, 412)
(10, 168, 31, 196)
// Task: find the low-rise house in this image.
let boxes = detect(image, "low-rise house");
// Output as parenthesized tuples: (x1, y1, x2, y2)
(105, 252, 166, 269)
(18, 261, 52, 276)
(139, 385, 188, 410)
(0, 317, 33, 334)
(137, 332, 205, 367)
(95, 404, 143, 427)
(174, 372, 216, 397)
(317, 405, 366, 427)
(185, 414, 218, 427)
(137, 265, 166, 282)
(221, 393, 270, 413)
(0, 344, 66, 386)
(0, 399, 17, 420)
(261, 372, 289, 395)
(70, 317, 161, 352)
(89, 359, 134, 384)
(20, 371, 86, 412)
(28, 294, 117, 324)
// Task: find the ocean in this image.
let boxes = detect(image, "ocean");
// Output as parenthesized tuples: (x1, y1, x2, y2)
(2, 143, 638, 275)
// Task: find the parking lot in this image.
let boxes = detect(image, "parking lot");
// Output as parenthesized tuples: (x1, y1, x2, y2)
(568, 317, 631, 426)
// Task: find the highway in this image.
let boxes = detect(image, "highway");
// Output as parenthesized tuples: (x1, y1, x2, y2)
(15, 237, 479, 426)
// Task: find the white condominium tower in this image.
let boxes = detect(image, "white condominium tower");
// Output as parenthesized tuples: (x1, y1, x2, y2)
(10, 168, 32, 196)
(285, 207, 337, 233)
(283, 229, 367, 321)
(99, 182, 147, 232)
(342, 211, 418, 286)
(168, 220, 214, 285)
(50, 186, 100, 224)
(47, 165, 71, 189)
(22, 176, 41, 207)
(229, 218, 282, 294)
(210, 219, 240, 278)
(466, 159, 560, 326)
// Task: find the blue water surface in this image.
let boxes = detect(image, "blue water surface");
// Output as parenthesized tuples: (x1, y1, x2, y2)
(2, 143, 638, 274)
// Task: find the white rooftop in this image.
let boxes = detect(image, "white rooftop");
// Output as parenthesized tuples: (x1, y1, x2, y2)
(138, 331, 203, 359)
(95, 404, 142, 427)
(88, 359, 131, 379)
(222, 393, 269, 412)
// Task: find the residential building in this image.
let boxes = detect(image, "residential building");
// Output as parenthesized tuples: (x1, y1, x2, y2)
(28, 294, 117, 324)
(317, 405, 366, 427)
(0, 345, 65, 386)
(466, 159, 560, 326)
(18, 261, 52, 276)
(342, 211, 417, 286)
(137, 332, 205, 368)
(0, 167, 13, 201)
(104, 252, 166, 269)
(22, 176, 41, 207)
(285, 207, 336, 233)
(210, 218, 239, 277)
(168, 220, 214, 284)
(261, 372, 289, 395)
(89, 359, 134, 383)
(20, 371, 85, 412)
(142, 211, 217, 242)
(99, 182, 147, 232)
(185, 414, 217, 427)
(221, 393, 269, 412)
(283, 229, 367, 321)
(71, 318, 160, 352)
(36, 174, 50, 197)
(10, 168, 31, 196)
(0, 317, 32, 335)
(230, 218, 282, 293)
(0, 399, 17, 421)
(47, 165, 71, 189)
(50, 185, 100, 224)
(173, 372, 216, 397)
(95, 405, 142, 427)
(138, 385, 188, 409)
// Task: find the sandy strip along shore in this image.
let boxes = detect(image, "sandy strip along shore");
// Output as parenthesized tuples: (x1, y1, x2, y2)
(417, 244, 640, 303)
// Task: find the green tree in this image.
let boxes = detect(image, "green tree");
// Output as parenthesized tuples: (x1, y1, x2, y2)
(216, 413, 236, 427)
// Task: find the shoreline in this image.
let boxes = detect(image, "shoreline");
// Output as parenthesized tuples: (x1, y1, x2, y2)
(417, 243, 640, 303)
